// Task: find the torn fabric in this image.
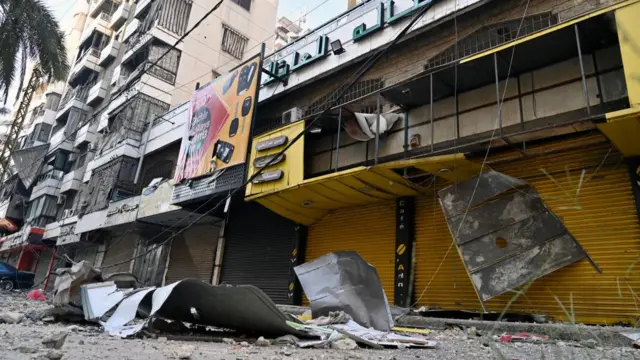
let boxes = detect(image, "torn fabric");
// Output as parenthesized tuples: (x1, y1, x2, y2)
(11, 144, 48, 188)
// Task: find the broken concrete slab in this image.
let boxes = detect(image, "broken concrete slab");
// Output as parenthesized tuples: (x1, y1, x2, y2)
(41, 332, 68, 349)
(0, 312, 24, 324)
(437, 171, 592, 305)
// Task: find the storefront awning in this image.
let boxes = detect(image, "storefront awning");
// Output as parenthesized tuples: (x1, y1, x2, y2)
(598, 107, 640, 157)
(247, 154, 482, 225)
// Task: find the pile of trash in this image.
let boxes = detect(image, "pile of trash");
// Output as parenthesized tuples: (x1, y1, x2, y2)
(47, 252, 437, 350)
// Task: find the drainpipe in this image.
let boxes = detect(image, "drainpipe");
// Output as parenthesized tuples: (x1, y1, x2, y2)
(134, 125, 152, 185)
(211, 220, 227, 285)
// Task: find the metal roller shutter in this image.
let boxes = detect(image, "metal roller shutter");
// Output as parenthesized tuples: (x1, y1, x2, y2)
(101, 231, 137, 275)
(306, 201, 396, 304)
(221, 201, 295, 305)
(165, 224, 219, 285)
(33, 249, 53, 288)
(414, 134, 640, 324)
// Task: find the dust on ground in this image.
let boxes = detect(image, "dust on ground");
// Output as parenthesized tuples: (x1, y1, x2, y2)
(0, 291, 638, 360)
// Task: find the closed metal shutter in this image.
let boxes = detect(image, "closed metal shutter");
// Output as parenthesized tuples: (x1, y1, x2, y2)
(414, 134, 640, 324)
(221, 201, 295, 305)
(306, 201, 396, 304)
(101, 231, 137, 275)
(33, 249, 53, 287)
(165, 224, 219, 285)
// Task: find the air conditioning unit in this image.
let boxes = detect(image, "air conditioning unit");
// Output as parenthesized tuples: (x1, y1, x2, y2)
(57, 194, 67, 205)
(282, 107, 303, 124)
(68, 153, 77, 162)
(87, 143, 97, 152)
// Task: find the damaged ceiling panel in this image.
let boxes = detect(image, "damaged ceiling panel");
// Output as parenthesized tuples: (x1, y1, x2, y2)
(438, 171, 592, 306)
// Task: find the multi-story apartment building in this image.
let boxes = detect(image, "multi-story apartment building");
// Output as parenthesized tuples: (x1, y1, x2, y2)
(274, 16, 305, 50)
(0, 0, 278, 286)
(48, 0, 638, 326)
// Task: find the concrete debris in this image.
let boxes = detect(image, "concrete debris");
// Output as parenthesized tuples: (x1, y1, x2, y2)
(222, 338, 236, 345)
(240, 341, 250, 347)
(497, 333, 549, 343)
(42, 331, 68, 349)
(53, 261, 102, 306)
(176, 345, 194, 359)
(330, 338, 358, 350)
(0, 311, 24, 324)
(255, 336, 271, 346)
(16, 345, 39, 354)
(42, 350, 64, 360)
(274, 335, 299, 345)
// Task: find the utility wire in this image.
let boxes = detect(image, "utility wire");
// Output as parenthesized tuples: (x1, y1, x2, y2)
(406, 0, 532, 311)
(99, 0, 444, 269)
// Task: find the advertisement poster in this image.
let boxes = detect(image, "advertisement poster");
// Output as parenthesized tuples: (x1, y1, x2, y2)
(175, 53, 262, 182)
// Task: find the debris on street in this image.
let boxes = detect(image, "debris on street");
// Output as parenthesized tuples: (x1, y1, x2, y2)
(294, 251, 394, 331)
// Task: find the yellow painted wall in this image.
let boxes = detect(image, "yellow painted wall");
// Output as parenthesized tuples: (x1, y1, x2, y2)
(616, 2, 640, 106)
(246, 121, 305, 196)
(414, 136, 640, 324)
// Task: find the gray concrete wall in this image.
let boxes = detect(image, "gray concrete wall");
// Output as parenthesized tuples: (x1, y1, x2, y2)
(307, 46, 626, 174)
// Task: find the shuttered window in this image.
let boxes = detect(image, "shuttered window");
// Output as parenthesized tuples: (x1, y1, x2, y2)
(222, 25, 248, 60)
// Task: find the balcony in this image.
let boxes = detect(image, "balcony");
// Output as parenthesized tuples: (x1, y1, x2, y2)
(74, 123, 98, 148)
(56, 86, 92, 121)
(60, 168, 84, 193)
(121, 24, 183, 65)
(68, 48, 103, 86)
(87, 79, 109, 106)
(49, 129, 73, 152)
(123, 18, 139, 42)
(108, 74, 173, 112)
(134, 0, 153, 19)
(30, 171, 64, 201)
(99, 40, 121, 66)
(89, 0, 107, 18)
(110, 1, 131, 29)
(80, 13, 113, 45)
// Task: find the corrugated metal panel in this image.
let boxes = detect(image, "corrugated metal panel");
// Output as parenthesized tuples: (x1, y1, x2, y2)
(414, 136, 640, 324)
(165, 224, 219, 284)
(221, 201, 296, 305)
(306, 201, 396, 304)
(101, 231, 137, 275)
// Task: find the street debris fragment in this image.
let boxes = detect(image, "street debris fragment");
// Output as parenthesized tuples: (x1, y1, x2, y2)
(438, 171, 596, 305)
(27, 288, 46, 301)
(294, 251, 394, 331)
(52, 261, 101, 306)
(497, 332, 549, 343)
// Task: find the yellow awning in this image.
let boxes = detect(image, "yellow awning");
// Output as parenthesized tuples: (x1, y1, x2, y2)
(598, 107, 640, 157)
(248, 154, 482, 225)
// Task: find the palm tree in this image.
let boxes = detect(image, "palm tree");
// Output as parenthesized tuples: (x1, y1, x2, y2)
(0, 0, 68, 104)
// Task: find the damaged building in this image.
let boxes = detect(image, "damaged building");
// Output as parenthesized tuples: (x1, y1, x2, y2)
(2, 0, 640, 327)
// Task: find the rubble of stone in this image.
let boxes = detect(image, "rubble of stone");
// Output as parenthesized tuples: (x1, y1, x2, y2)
(2, 291, 640, 359)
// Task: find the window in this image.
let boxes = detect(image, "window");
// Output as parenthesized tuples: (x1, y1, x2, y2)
(37, 123, 52, 142)
(222, 25, 248, 60)
(231, 0, 251, 11)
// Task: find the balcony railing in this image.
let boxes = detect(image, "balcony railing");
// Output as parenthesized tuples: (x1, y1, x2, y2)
(59, 85, 90, 110)
(37, 170, 64, 183)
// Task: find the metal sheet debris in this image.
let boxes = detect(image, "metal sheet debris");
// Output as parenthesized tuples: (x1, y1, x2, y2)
(438, 171, 592, 307)
(53, 261, 102, 307)
(94, 279, 308, 338)
(294, 251, 394, 331)
(80, 282, 131, 321)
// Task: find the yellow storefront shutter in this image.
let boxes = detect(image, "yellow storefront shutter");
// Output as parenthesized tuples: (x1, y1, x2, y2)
(414, 135, 640, 324)
(306, 201, 396, 304)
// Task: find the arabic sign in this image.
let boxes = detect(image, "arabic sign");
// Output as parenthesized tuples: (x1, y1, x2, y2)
(260, 0, 482, 100)
(175, 53, 262, 182)
(56, 224, 80, 246)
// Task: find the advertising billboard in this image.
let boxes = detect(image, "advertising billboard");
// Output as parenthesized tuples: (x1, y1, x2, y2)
(175, 52, 262, 182)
